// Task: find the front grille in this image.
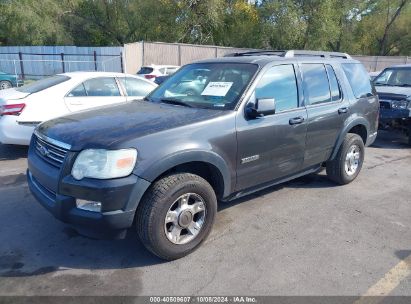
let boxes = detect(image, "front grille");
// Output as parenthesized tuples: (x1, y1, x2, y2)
(380, 101, 391, 109)
(34, 134, 68, 169)
(29, 172, 56, 201)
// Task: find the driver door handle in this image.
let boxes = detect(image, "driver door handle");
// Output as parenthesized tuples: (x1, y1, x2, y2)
(289, 116, 305, 125)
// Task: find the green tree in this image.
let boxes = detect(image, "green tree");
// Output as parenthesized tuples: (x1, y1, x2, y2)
(0, 0, 73, 45)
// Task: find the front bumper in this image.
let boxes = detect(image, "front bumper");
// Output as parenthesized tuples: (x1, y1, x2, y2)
(379, 108, 411, 121)
(27, 141, 151, 239)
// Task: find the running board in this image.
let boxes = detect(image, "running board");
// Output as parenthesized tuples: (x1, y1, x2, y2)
(225, 165, 322, 202)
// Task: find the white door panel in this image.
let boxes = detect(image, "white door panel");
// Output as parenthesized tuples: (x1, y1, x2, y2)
(64, 77, 126, 112)
(64, 96, 126, 112)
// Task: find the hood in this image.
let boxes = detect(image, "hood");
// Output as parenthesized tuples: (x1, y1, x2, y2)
(37, 100, 228, 150)
(0, 88, 29, 104)
(375, 85, 411, 99)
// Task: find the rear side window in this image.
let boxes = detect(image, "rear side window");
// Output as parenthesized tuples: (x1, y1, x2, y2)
(301, 64, 331, 105)
(137, 67, 154, 74)
(118, 77, 155, 96)
(255, 64, 298, 112)
(342, 63, 372, 98)
(68, 83, 87, 97)
(17, 75, 70, 94)
(326, 65, 341, 101)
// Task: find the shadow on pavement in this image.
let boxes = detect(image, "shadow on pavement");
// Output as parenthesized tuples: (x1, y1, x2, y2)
(0, 225, 165, 278)
(372, 130, 410, 150)
(0, 144, 28, 161)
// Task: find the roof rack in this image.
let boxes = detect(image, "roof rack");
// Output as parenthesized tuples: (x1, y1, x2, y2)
(224, 50, 286, 57)
(224, 50, 351, 59)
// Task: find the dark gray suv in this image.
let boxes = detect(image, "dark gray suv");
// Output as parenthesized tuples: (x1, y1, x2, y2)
(27, 50, 379, 260)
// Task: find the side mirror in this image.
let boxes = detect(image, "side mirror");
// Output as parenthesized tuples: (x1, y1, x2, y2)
(246, 98, 276, 119)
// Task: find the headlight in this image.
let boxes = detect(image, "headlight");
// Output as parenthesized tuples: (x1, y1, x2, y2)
(72, 149, 137, 180)
(391, 100, 408, 109)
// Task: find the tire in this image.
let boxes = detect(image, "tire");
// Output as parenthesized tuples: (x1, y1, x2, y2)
(326, 133, 365, 185)
(136, 173, 217, 260)
(0, 80, 12, 90)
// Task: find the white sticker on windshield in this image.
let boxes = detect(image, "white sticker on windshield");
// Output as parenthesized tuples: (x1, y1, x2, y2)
(201, 82, 233, 96)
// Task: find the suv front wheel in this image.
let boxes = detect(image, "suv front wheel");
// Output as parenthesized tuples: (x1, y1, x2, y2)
(136, 173, 217, 260)
(326, 133, 365, 185)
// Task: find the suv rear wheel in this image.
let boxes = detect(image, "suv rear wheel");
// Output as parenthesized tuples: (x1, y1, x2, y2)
(136, 173, 217, 260)
(326, 133, 365, 185)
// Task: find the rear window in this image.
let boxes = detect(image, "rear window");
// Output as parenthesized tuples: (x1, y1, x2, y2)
(118, 77, 156, 96)
(342, 63, 373, 98)
(301, 64, 331, 105)
(17, 75, 70, 94)
(137, 67, 154, 74)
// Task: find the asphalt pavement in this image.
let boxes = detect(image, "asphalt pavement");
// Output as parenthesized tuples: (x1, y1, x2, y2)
(0, 130, 410, 296)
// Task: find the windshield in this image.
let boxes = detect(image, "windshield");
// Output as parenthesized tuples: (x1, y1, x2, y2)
(374, 67, 411, 87)
(17, 75, 70, 94)
(147, 63, 258, 110)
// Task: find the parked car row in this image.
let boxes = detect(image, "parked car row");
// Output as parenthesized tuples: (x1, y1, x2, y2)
(137, 64, 180, 82)
(1, 54, 408, 261)
(0, 72, 157, 145)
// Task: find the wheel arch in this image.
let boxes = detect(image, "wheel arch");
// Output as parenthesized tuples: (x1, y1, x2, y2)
(137, 150, 232, 200)
(330, 118, 369, 160)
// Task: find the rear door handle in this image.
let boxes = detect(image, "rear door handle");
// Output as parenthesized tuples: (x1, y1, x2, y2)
(289, 116, 305, 125)
(338, 107, 348, 114)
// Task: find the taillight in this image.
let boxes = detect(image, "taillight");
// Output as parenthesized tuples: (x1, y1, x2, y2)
(0, 103, 26, 116)
(144, 74, 157, 79)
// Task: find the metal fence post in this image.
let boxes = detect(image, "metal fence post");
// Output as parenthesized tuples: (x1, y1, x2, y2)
(120, 52, 124, 73)
(60, 53, 65, 73)
(178, 44, 182, 66)
(373, 56, 379, 72)
(141, 40, 145, 66)
(18, 52, 25, 79)
(13, 60, 18, 85)
(93, 51, 97, 71)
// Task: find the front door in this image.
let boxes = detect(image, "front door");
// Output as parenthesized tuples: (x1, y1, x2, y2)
(235, 64, 308, 191)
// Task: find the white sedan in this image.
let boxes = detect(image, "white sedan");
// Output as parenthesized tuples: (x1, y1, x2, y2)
(0, 72, 157, 145)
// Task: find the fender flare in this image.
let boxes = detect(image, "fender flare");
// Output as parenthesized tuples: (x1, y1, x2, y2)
(137, 150, 233, 198)
(329, 117, 370, 160)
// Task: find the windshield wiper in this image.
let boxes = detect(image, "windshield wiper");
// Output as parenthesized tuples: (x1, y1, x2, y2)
(396, 84, 411, 87)
(374, 82, 388, 86)
(160, 98, 193, 108)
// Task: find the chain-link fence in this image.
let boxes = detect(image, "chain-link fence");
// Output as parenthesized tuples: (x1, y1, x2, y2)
(0, 47, 124, 87)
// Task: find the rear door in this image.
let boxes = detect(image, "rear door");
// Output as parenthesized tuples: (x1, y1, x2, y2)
(64, 77, 126, 112)
(235, 64, 308, 191)
(117, 77, 157, 101)
(301, 63, 349, 168)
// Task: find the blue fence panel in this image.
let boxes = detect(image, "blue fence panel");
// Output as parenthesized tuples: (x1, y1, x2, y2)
(0, 46, 124, 79)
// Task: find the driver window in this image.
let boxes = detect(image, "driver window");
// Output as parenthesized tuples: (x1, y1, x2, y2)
(255, 65, 298, 112)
